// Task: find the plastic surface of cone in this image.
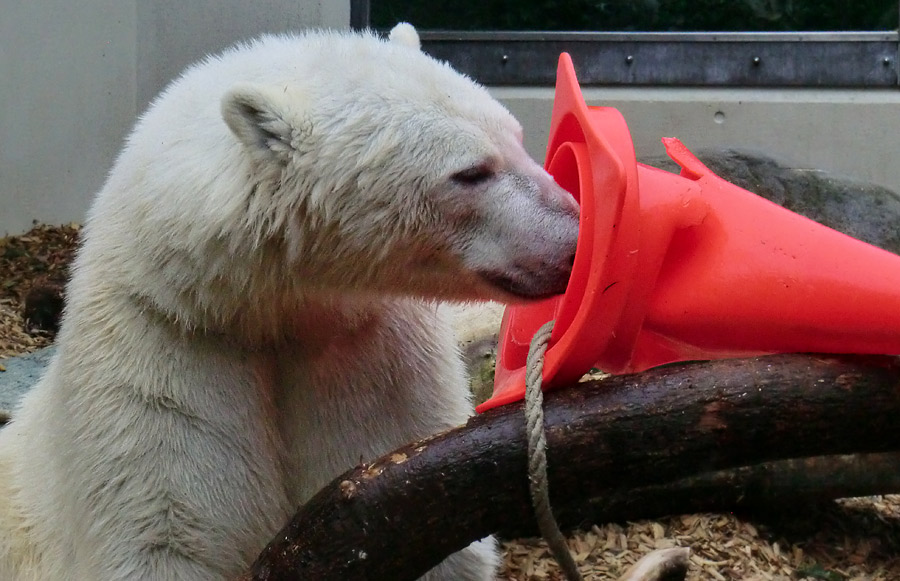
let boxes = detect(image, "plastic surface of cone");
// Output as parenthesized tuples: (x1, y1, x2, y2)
(477, 53, 900, 413)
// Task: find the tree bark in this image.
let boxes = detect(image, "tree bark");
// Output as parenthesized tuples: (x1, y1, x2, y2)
(241, 353, 900, 581)
(569, 451, 900, 527)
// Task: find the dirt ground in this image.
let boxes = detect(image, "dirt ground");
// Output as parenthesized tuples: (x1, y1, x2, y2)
(2, 224, 900, 580)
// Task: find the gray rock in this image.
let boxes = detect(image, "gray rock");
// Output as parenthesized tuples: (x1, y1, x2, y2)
(0, 346, 55, 417)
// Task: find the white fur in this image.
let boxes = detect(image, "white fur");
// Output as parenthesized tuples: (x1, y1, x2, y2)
(449, 301, 506, 345)
(0, 24, 578, 580)
(388, 21, 421, 50)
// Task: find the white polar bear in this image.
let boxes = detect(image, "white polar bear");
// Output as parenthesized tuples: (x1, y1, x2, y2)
(0, 23, 579, 580)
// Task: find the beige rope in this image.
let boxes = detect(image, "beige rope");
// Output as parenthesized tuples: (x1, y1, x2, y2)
(525, 320, 583, 581)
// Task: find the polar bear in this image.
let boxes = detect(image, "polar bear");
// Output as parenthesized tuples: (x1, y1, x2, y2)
(0, 23, 579, 580)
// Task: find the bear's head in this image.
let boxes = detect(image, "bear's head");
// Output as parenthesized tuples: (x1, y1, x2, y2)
(219, 23, 579, 305)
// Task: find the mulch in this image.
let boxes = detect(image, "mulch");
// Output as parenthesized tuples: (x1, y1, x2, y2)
(2, 224, 899, 580)
(0, 223, 79, 361)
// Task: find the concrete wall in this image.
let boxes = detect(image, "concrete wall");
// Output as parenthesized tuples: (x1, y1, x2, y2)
(135, 1, 350, 108)
(0, 1, 350, 236)
(1, 0, 137, 237)
(2, 6, 899, 235)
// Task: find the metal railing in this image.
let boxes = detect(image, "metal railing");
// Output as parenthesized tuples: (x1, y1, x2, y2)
(353, 2, 900, 87)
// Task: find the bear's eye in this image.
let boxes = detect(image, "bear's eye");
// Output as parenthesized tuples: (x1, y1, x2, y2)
(451, 164, 495, 186)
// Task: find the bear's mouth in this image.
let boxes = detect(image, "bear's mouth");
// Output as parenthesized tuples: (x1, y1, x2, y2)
(478, 270, 571, 302)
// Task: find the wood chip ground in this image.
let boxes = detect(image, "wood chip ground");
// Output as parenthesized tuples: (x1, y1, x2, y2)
(2, 225, 899, 579)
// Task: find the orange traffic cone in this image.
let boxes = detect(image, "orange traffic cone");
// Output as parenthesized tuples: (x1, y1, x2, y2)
(478, 53, 900, 413)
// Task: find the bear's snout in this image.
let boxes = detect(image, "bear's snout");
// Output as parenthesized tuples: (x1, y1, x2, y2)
(477, 202, 579, 302)
(479, 246, 575, 301)
(463, 167, 581, 302)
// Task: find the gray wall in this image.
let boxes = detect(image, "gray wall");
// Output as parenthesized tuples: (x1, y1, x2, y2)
(3, 5, 899, 235)
(0, 1, 350, 236)
(1, 0, 137, 237)
(496, 86, 900, 192)
(135, 1, 349, 108)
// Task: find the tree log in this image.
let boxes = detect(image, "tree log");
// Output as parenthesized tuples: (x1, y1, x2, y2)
(568, 451, 900, 527)
(241, 353, 900, 580)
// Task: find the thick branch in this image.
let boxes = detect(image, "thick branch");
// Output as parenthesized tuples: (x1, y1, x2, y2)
(242, 354, 900, 581)
(566, 452, 900, 527)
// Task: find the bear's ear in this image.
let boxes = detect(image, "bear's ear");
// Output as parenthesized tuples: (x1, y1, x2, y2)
(221, 84, 301, 164)
(388, 22, 421, 51)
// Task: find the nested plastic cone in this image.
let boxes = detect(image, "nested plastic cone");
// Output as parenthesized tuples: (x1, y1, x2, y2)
(477, 52, 900, 413)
